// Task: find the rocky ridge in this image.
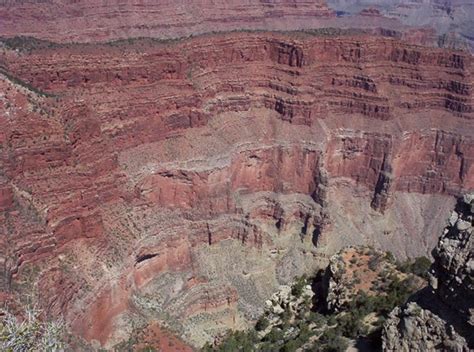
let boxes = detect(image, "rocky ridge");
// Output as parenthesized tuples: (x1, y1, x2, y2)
(323, 246, 425, 313)
(382, 193, 474, 351)
(263, 281, 314, 329)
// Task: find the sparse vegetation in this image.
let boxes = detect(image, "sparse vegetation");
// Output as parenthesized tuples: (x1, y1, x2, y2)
(255, 316, 269, 332)
(396, 256, 432, 279)
(1, 27, 370, 55)
(384, 251, 396, 264)
(202, 330, 258, 352)
(205, 248, 426, 352)
(0, 36, 61, 53)
(290, 274, 307, 298)
(0, 305, 67, 352)
(138, 347, 157, 352)
(0, 67, 56, 98)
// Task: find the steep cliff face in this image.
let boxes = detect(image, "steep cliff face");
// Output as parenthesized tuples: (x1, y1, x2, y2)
(0, 32, 473, 348)
(382, 193, 474, 351)
(431, 193, 474, 325)
(2, 0, 471, 51)
(0, 0, 334, 43)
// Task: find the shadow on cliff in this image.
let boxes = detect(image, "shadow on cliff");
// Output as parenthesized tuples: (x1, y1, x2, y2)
(337, 286, 474, 352)
(407, 287, 474, 349)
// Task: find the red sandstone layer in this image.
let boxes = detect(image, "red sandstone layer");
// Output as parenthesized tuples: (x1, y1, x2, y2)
(0, 32, 472, 347)
(0, 0, 334, 43)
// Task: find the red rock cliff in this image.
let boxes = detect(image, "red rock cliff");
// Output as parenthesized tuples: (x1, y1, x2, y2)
(0, 32, 472, 347)
(0, 0, 334, 43)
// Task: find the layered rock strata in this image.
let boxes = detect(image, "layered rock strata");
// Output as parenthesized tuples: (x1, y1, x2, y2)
(0, 0, 334, 43)
(1, 0, 466, 51)
(0, 32, 473, 347)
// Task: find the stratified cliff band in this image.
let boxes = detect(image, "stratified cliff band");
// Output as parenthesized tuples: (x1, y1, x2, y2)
(1, 30, 472, 348)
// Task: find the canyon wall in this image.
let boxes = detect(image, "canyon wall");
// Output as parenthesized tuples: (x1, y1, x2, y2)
(0, 0, 334, 43)
(0, 0, 451, 48)
(0, 32, 473, 347)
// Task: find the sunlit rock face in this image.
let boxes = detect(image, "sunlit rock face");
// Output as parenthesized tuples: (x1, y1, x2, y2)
(0, 29, 473, 348)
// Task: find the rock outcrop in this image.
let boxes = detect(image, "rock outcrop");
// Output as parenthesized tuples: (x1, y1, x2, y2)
(323, 246, 425, 313)
(382, 194, 474, 351)
(431, 193, 474, 325)
(324, 247, 385, 312)
(0, 31, 473, 348)
(384, 302, 469, 352)
(264, 282, 314, 323)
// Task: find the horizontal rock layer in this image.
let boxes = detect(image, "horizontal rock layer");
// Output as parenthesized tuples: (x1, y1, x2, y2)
(0, 32, 473, 347)
(0, 0, 334, 43)
(0, 0, 450, 48)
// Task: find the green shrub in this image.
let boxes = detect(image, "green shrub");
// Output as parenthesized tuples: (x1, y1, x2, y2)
(263, 327, 284, 344)
(280, 307, 292, 326)
(323, 336, 349, 352)
(368, 254, 384, 271)
(308, 312, 326, 326)
(396, 256, 431, 279)
(255, 316, 269, 331)
(214, 330, 258, 352)
(291, 275, 308, 298)
(318, 329, 348, 352)
(281, 339, 299, 352)
(202, 342, 214, 352)
(410, 257, 431, 279)
(384, 251, 396, 264)
(138, 347, 157, 352)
